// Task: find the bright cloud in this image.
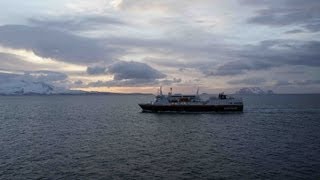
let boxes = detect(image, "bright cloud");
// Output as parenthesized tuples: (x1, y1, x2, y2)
(0, 46, 86, 72)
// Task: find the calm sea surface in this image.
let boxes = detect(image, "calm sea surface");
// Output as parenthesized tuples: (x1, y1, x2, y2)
(0, 94, 320, 179)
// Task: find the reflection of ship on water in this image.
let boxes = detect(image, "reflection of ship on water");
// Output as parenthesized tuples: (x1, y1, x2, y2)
(139, 87, 243, 113)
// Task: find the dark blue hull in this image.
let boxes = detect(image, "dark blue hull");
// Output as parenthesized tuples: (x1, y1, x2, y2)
(139, 104, 243, 113)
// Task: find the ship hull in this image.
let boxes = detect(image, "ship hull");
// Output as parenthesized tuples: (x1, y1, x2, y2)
(139, 104, 243, 113)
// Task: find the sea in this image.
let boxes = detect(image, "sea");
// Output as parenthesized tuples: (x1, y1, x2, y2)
(0, 94, 319, 179)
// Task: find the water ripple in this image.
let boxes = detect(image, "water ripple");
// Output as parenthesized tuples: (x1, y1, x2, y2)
(0, 95, 319, 179)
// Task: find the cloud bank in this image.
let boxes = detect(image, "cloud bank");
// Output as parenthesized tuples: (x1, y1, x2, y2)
(0, 0, 318, 93)
(0, 25, 116, 63)
(243, 0, 320, 32)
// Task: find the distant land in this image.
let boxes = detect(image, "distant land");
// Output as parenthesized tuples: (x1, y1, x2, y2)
(235, 87, 274, 95)
(0, 80, 150, 95)
(1, 81, 318, 95)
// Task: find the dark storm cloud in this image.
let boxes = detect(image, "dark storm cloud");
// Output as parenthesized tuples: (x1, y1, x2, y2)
(88, 78, 181, 87)
(204, 61, 272, 76)
(104, 36, 319, 77)
(28, 15, 125, 31)
(100, 34, 320, 78)
(0, 25, 119, 63)
(106, 61, 166, 80)
(87, 60, 167, 78)
(242, 40, 320, 67)
(86, 60, 179, 87)
(247, 8, 319, 27)
(86, 66, 107, 75)
(242, 0, 320, 32)
(203, 40, 320, 76)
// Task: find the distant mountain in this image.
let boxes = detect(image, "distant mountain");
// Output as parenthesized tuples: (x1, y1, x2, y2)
(0, 80, 150, 95)
(0, 80, 55, 95)
(0, 80, 82, 95)
(235, 87, 274, 95)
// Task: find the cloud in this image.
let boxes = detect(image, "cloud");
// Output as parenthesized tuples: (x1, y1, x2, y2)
(304, 23, 320, 32)
(0, 1, 318, 93)
(202, 39, 320, 76)
(24, 70, 68, 82)
(104, 36, 235, 75)
(0, 25, 118, 63)
(86, 66, 107, 75)
(241, 40, 320, 67)
(113, 0, 172, 12)
(0, 70, 67, 83)
(285, 29, 304, 34)
(275, 79, 320, 86)
(243, 0, 320, 32)
(28, 15, 125, 31)
(85, 60, 170, 87)
(88, 79, 152, 87)
(0, 70, 68, 84)
(87, 60, 166, 78)
(112, 36, 319, 78)
(203, 61, 272, 76)
(74, 80, 83, 85)
(159, 78, 182, 85)
(228, 77, 266, 85)
(0, 52, 33, 71)
(88, 78, 181, 87)
(85, 60, 182, 87)
(107, 61, 166, 80)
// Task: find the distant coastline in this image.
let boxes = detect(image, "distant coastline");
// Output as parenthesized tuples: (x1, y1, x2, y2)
(0, 91, 153, 96)
(1, 92, 319, 96)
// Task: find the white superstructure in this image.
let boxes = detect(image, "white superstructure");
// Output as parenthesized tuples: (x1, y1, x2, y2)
(151, 87, 243, 106)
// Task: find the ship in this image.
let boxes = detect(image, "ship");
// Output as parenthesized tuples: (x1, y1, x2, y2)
(139, 87, 243, 113)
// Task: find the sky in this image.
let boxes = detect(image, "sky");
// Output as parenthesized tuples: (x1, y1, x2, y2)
(0, 0, 319, 94)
